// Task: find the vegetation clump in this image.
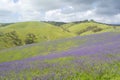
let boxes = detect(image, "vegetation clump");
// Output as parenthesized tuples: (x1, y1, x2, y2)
(76, 26, 103, 35)
(25, 33, 37, 44)
(2, 31, 22, 47)
(92, 27, 103, 32)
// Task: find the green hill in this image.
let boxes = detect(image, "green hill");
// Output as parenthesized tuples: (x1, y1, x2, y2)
(0, 21, 75, 49)
(0, 21, 119, 50)
(0, 23, 13, 27)
(61, 21, 115, 36)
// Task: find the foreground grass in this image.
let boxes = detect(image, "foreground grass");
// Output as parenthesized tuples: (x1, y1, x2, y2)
(0, 32, 120, 80)
(1, 54, 120, 80)
(0, 37, 85, 63)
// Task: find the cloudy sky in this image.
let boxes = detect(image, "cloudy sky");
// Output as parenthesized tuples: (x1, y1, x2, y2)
(0, 0, 120, 24)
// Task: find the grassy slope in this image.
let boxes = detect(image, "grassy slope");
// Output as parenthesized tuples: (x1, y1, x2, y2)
(1, 32, 120, 79)
(0, 21, 75, 49)
(0, 31, 119, 63)
(0, 36, 85, 63)
(0, 21, 75, 40)
(62, 21, 115, 36)
(0, 21, 120, 79)
(0, 21, 119, 50)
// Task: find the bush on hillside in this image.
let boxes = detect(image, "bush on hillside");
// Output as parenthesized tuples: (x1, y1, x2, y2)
(61, 27, 71, 33)
(76, 26, 103, 35)
(0, 32, 4, 37)
(92, 28, 103, 32)
(2, 31, 22, 46)
(25, 33, 37, 44)
(77, 29, 87, 35)
(86, 26, 97, 31)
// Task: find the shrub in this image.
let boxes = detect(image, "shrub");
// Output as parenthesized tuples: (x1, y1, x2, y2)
(77, 29, 87, 35)
(0, 32, 4, 37)
(25, 33, 37, 44)
(77, 26, 98, 35)
(92, 28, 103, 32)
(2, 31, 22, 46)
(86, 26, 97, 31)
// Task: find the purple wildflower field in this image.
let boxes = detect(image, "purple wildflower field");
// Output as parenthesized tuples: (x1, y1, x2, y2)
(0, 32, 120, 80)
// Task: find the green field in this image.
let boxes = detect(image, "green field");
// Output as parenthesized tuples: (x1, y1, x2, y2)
(0, 21, 75, 49)
(0, 21, 120, 80)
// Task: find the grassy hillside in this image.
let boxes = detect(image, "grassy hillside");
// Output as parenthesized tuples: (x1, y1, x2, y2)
(0, 21, 119, 50)
(0, 21, 120, 79)
(61, 21, 115, 36)
(0, 21, 75, 49)
(1, 32, 120, 79)
(0, 32, 119, 63)
(0, 23, 13, 27)
(44, 21, 67, 26)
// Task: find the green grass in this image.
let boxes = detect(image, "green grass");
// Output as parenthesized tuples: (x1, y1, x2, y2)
(44, 56, 74, 64)
(0, 21, 120, 80)
(1, 55, 120, 80)
(0, 21, 118, 50)
(80, 28, 115, 36)
(0, 38, 85, 63)
(0, 21, 75, 39)
(62, 21, 114, 36)
(0, 21, 75, 49)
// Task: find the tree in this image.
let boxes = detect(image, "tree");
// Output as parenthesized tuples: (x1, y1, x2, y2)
(2, 31, 22, 46)
(0, 32, 4, 37)
(86, 26, 97, 31)
(92, 28, 103, 32)
(25, 33, 37, 44)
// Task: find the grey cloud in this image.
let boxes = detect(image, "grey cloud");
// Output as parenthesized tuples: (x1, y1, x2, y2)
(0, 10, 14, 18)
(64, 0, 120, 16)
(95, 0, 120, 15)
(0, 0, 120, 23)
(29, 0, 67, 11)
(0, 10, 20, 22)
(31, 0, 120, 16)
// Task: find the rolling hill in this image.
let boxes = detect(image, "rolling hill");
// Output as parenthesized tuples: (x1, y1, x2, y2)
(0, 20, 120, 79)
(1, 32, 120, 79)
(61, 21, 116, 36)
(0, 21, 119, 50)
(0, 21, 75, 49)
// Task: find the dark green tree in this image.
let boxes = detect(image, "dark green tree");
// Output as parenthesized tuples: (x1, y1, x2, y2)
(2, 31, 22, 46)
(0, 32, 4, 37)
(92, 28, 103, 32)
(25, 33, 37, 44)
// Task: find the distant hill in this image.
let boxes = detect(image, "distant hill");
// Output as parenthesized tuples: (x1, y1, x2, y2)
(0, 21, 75, 49)
(0, 21, 119, 50)
(43, 21, 67, 26)
(61, 21, 116, 36)
(108, 24, 120, 26)
(0, 21, 120, 80)
(0, 23, 14, 27)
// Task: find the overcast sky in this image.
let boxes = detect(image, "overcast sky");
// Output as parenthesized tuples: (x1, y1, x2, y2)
(0, 0, 120, 24)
